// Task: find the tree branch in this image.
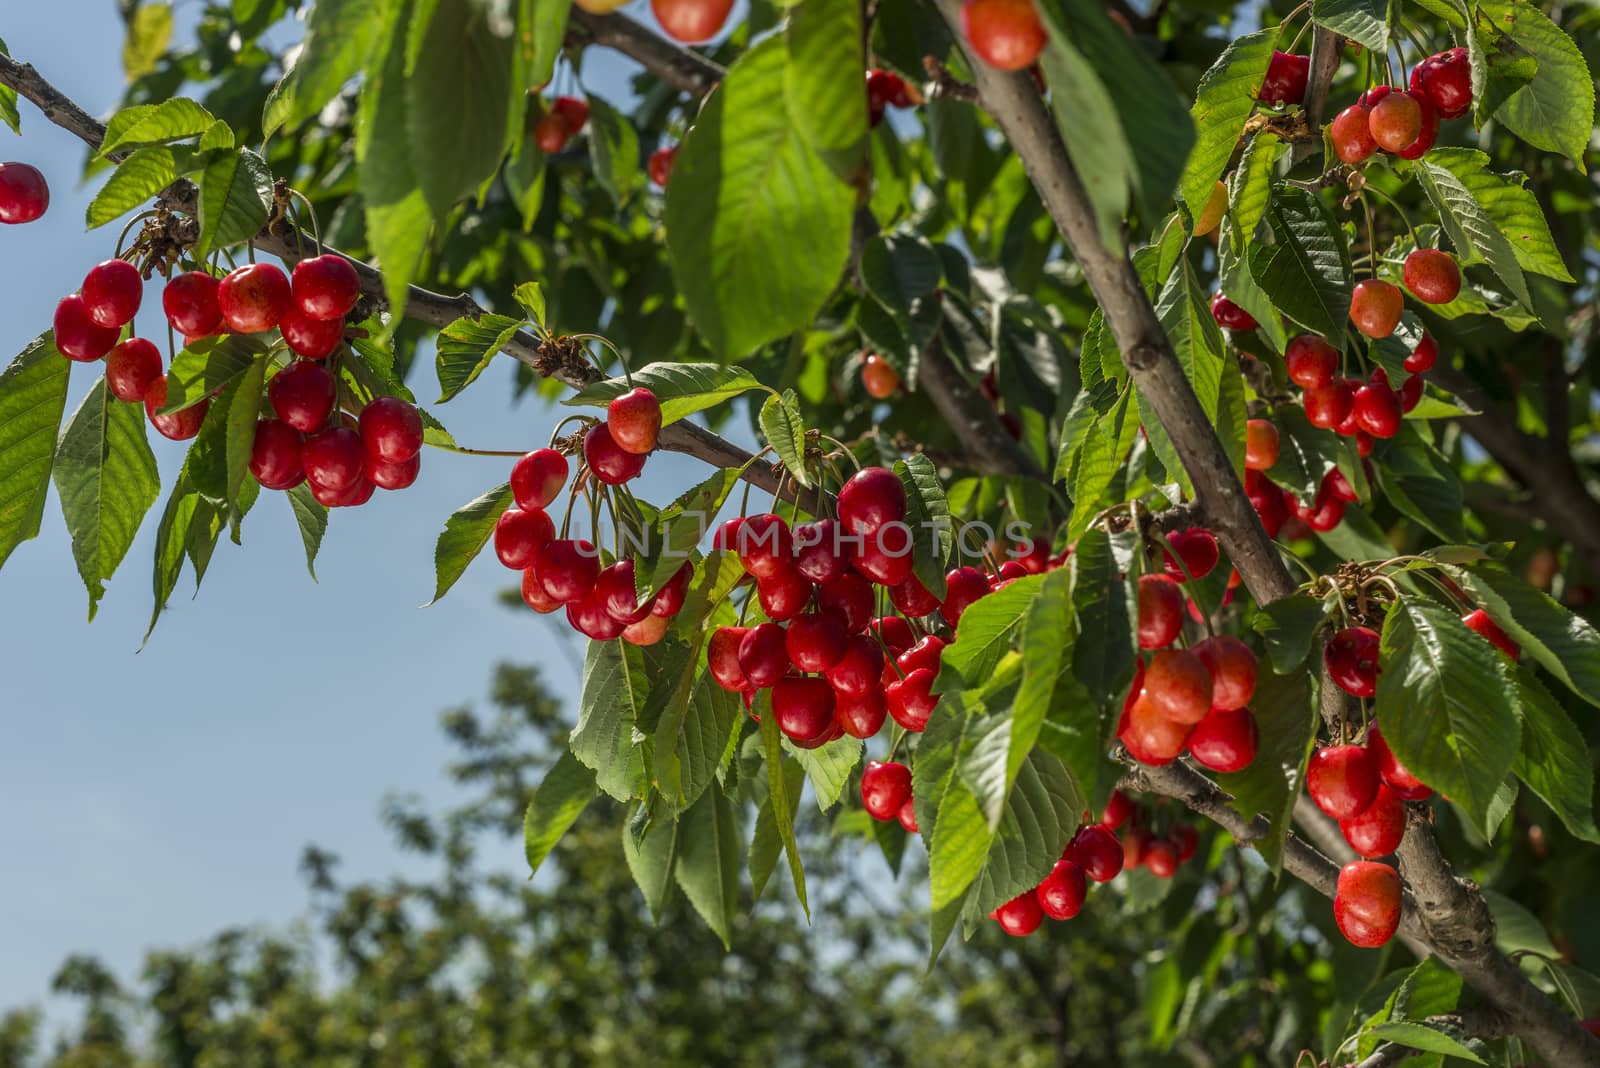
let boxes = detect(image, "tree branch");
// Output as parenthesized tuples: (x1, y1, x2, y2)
(1344, 1007, 1511, 1068)
(916, 337, 1046, 478)
(567, 9, 723, 96)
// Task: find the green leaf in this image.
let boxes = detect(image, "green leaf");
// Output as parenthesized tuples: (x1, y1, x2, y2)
(784, 0, 867, 164)
(144, 470, 212, 642)
(564, 362, 764, 424)
(1067, 389, 1134, 539)
(1452, 562, 1600, 711)
(1008, 568, 1076, 812)
(1034, 17, 1133, 245)
(523, 749, 597, 877)
(965, 748, 1082, 918)
(664, 36, 854, 356)
(622, 804, 678, 923)
(436, 313, 522, 402)
(861, 234, 942, 313)
(53, 378, 160, 620)
(1373, 427, 1465, 542)
(122, 3, 174, 82)
(1511, 668, 1600, 843)
(1421, 148, 1574, 283)
(1218, 664, 1320, 872)
(1376, 598, 1523, 836)
(285, 482, 326, 581)
(1479, 0, 1594, 167)
(186, 357, 265, 510)
(512, 281, 546, 327)
(100, 98, 214, 156)
(268, 0, 383, 135)
(571, 639, 649, 801)
(750, 742, 806, 902)
(586, 95, 640, 204)
(896, 453, 953, 600)
(1415, 156, 1534, 310)
(1179, 27, 1278, 218)
(674, 785, 740, 948)
(0, 37, 20, 134)
(195, 147, 272, 259)
(86, 147, 177, 229)
(1312, 0, 1388, 53)
(760, 389, 810, 488)
(784, 734, 863, 811)
(515, 0, 571, 107)
(1366, 1022, 1483, 1063)
(161, 335, 268, 413)
(1253, 593, 1329, 673)
(936, 573, 1049, 692)
(1156, 258, 1226, 425)
(0, 333, 71, 571)
(633, 467, 736, 600)
(426, 481, 514, 606)
(757, 700, 809, 915)
(1251, 186, 1353, 347)
(1229, 131, 1282, 237)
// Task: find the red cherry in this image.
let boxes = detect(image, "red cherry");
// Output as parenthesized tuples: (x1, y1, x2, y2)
(1322, 467, 1358, 503)
(300, 426, 364, 494)
(1325, 625, 1381, 698)
(1246, 469, 1289, 538)
(885, 667, 937, 731)
(533, 112, 568, 154)
(757, 563, 812, 622)
(143, 375, 207, 440)
(1368, 90, 1422, 153)
(1400, 372, 1424, 413)
(736, 512, 794, 578)
(1145, 838, 1180, 879)
(941, 565, 991, 626)
(218, 263, 293, 333)
(1403, 249, 1461, 305)
(312, 476, 375, 508)
(994, 890, 1044, 936)
(773, 675, 836, 743)
(865, 68, 909, 111)
(1188, 706, 1259, 772)
(1334, 861, 1402, 948)
(871, 615, 916, 656)
(1307, 744, 1381, 820)
(1330, 104, 1379, 164)
(1394, 92, 1439, 160)
(1143, 649, 1214, 725)
(623, 613, 671, 646)
(553, 95, 589, 133)
(511, 448, 568, 510)
(1258, 49, 1310, 105)
(835, 686, 888, 739)
(838, 466, 907, 536)
(1286, 334, 1338, 389)
(861, 352, 900, 397)
(1191, 635, 1256, 711)
(1350, 279, 1404, 339)
(819, 572, 874, 633)
(357, 396, 424, 464)
(1037, 858, 1087, 919)
(1137, 574, 1185, 650)
(0, 162, 49, 223)
(896, 635, 947, 675)
(897, 796, 919, 833)
(494, 508, 557, 569)
(1405, 331, 1438, 374)
(1161, 528, 1219, 582)
(53, 294, 121, 362)
(269, 360, 337, 433)
(162, 272, 223, 337)
(1171, 824, 1199, 863)
(520, 562, 562, 614)
(1069, 824, 1125, 882)
(1245, 419, 1280, 471)
(567, 590, 626, 640)
(650, 0, 734, 42)
(536, 538, 600, 604)
(1119, 691, 1194, 765)
(249, 418, 304, 490)
(852, 531, 915, 586)
(1305, 378, 1354, 430)
(959, 0, 1047, 71)
(81, 259, 143, 328)
(992, 560, 1027, 588)
(786, 610, 848, 673)
(794, 519, 848, 584)
(1122, 827, 1151, 869)
(861, 759, 913, 821)
(279, 304, 344, 359)
(708, 626, 752, 692)
(1368, 726, 1432, 800)
(105, 338, 162, 403)
(290, 254, 361, 321)
(1340, 783, 1407, 857)
(607, 387, 661, 455)
(1462, 607, 1519, 659)
(594, 559, 655, 625)
(1352, 381, 1403, 439)
(1100, 790, 1133, 831)
(366, 453, 420, 490)
(583, 422, 645, 485)
(1411, 48, 1472, 119)
(1013, 536, 1052, 574)
(738, 623, 791, 689)
(1210, 292, 1258, 331)
(647, 145, 677, 187)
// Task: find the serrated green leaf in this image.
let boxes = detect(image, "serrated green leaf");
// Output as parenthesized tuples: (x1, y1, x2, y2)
(633, 468, 735, 601)
(1268, 402, 1342, 500)
(1366, 1022, 1484, 1063)
(161, 335, 269, 413)
(285, 481, 326, 581)
(1034, 14, 1133, 246)
(1312, 0, 1388, 52)
(861, 233, 943, 312)
(564, 362, 764, 424)
(1480, 0, 1594, 167)
(144, 470, 212, 643)
(523, 749, 597, 877)
(426, 481, 513, 606)
(195, 147, 271, 260)
(673, 785, 740, 948)
(1157, 257, 1226, 423)
(1422, 148, 1574, 283)
(122, 3, 174, 82)
(268, 0, 383, 135)
(86, 147, 177, 229)
(516, 0, 571, 111)
(750, 740, 807, 901)
(1253, 593, 1329, 673)
(1511, 668, 1600, 843)
(1067, 389, 1133, 539)
(1251, 186, 1353, 347)
(757, 699, 809, 915)
(1218, 663, 1319, 872)
(1373, 425, 1465, 542)
(1180, 27, 1278, 217)
(0, 333, 71, 571)
(784, 0, 867, 166)
(1416, 156, 1533, 310)
(896, 453, 953, 600)
(1229, 131, 1282, 237)
(572, 639, 649, 801)
(784, 734, 863, 811)
(587, 95, 640, 205)
(1452, 562, 1600, 711)
(436, 313, 522, 402)
(937, 574, 1048, 692)
(760, 389, 810, 488)
(622, 803, 678, 922)
(100, 98, 214, 156)
(1008, 568, 1076, 811)
(186, 357, 266, 510)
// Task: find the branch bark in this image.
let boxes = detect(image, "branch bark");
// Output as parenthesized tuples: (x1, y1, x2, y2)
(916, 337, 1046, 478)
(567, 9, 723, 96)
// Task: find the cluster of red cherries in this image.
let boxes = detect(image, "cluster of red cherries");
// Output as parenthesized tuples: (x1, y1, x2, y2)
(532, 95, 590, 155)
(865, 68, 915, 127)
(1330, 48, 1471, 165)
(0, 161, 49, 224)
(1240, 411, 1368, 538)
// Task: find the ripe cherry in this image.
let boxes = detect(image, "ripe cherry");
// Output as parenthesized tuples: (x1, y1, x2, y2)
(367, 453, 420, 490)
(1101, 790, 1133, 831)
(291, 254, 361, 321)
(786, 610, 848, 672)
(359, 396, 424, 463)
(1340, 783, 1407, 858)
(1069, 824, 1125, 882)
(861, 760, 913, 821)
(608, 387, 661, 454)
(583, 422, 645, 485)
(651, 0, 735, 42)
(81, 259, 143, 328)
(269, 360, 336, 433)
(313, 476, 375, 508)
(279, 305, 344, 359)
(794, 519, 847, 584)
(941, 565, 990, 626)
(568, 590, 625, 640)
(1394, 91, 1440, 160)
(1368, 726, 1432, 800)
(708, 626, 752, 692)
(838, 466, 907, 536)
(162, 272, 223, 337)
(249, 418, 304, 490)
(993, 890, 1044, 936)
(1334, 861, 1402, 948)
(647, 145, 677, 187)
(1037, 859, 1087, 919)
(824, 634, 884, 695)
(1144, 649, 1214, 724)
(1245, 419, 1280, 471)
(738, 623, 791, 689)
(1462, 607, 1519, 659)
(533, 112, 569, 154)
(872, 614, 916, 656)
(303, 427, 368, 493)
(53, 294, 120, 362)
(852, 532, 915, 586)
(1188, 706, 1259, 772)
(1246, 469, 1289, 538)
(536, 538, 599, 604)
(1305, 378, 1355, 430)
(1411, 47, 1471, 119)
(218, 263, 293, 333)
(1350, 279, 1404, 339)
(756, 564, 811, 623)
(884, 576, 934, 621)
(1400, 372, 1424, 413)
(897, 635, 947, 676)
(1368, 90, 1422, 152)
(773, 675, 835, 743)
(553, 95, 589, 134)
(142, 375, 207, 440)
(1120, 691, 1194, 765)
(1323, 466, 1358, 503)
(819, 572, 874, 633)
(650, 561, 693, 618)
(861, 353, 900, 398)
(960, 0, 1047, 71)
(1123, 827, 1151, 869)
(511, 448, 568, 510)
(1162, 528, 1220, 582)
(885, 667, 937, 731)
(0, 162, 49, 223)
(494, 508, 558, 569)
(105, 338, 162, 403)
(1330, 104, 1379, 164)
(1258, 49, 1310, 105)
(736, 513, 794, 579)
(1210, 292, 1258, 331)
(1144, 838, 1180, 879)
(897, 797, 919, 833)
(1352, 380, 1402, 439)
(1403, 249, 1461, 305)
(520, 561, 562, 614)
(1286, 334, 1338, 389)
(1325, 625, 1381, 698)
(1192, 635, 1256, 711)
(1171, 824, 1199, 863)
(1307, 744, 1381, 820)
(596, 559, 655, 625)
(623, 613, 670, 646)
(1137, 574, 1185, 650)
(1404, 330, 1438, 374)
(835, 687, 888, 739)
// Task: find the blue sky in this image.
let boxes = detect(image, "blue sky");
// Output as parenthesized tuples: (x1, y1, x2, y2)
(0, 0, 723, 1023)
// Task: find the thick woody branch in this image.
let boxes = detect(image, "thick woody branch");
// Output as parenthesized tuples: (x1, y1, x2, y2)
(917, 338, 1046, 478)
(567, 9, 723, 96)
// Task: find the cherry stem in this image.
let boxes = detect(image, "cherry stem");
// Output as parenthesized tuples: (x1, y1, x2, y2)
(568, 333, 628, 385)
(423, 441, 525, 457)
(547, 413, 592, 447)
(1285, 16, 1313, 59)
(112, 210, 159, 259)
(1364, 181, 1423, 249)
(885, 726, 906, 763)
(287, 189, 324, 253)
(559, 473, 585, 539)
(1358, 192, 1379, 279)
(818, 434, 861, 471)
